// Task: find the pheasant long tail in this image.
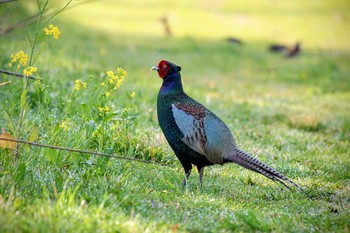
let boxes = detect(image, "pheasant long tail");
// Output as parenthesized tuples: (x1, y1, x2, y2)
(231, 148, 309, 196)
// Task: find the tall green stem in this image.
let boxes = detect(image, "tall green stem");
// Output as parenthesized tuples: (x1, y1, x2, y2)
(15, 0, 49, 157)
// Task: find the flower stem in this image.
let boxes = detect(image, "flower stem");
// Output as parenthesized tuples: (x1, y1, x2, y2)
(14, 0, 49, 158)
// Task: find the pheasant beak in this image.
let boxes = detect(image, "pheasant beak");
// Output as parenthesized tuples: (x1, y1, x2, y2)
(151, 65, 159, 71)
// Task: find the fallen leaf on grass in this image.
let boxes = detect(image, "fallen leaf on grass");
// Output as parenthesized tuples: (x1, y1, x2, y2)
(171, 224, 179, 233)
(0, 132, 17, 149)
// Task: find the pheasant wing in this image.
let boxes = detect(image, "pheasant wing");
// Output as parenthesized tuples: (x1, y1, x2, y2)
(172, 102, 238, 164)
(171, 103, 207, 156)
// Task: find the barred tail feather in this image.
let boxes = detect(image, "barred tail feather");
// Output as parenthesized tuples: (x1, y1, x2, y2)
(231, 148, 308, 196)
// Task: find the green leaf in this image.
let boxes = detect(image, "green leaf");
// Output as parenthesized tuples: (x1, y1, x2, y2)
(2, 110, 15, 133)
(20, 89, 28, 108)
(15, 163, 26, 182)
(80, 103, 88, 113)
(28, 126, 40, 142)
(103, 112, 120, 122)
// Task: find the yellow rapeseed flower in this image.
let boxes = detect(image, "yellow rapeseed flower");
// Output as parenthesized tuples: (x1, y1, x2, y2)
(74, 80, 87, 91)
(23, 66, 37, 76)
(23, 66, 36, 76)
(114, 76, 125, 90)
(114, 80, 121, 89)
(106, 91, 111, 97)
(103, 67, 127, 91)
(74, 80, 81, 90)
(130, 91, 136, 98)
(44, 24, 61, 39)
(106, 71, 114, 77)
(9, 50, 28, 69)
(117, 67, 126, 77)
(59, 121, 69, 131)
(98, 106, 110, 116)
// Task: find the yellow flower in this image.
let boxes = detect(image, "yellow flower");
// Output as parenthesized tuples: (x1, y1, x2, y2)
(101, 82, 106, 86)
(44, 24, 61, 39)
(104, 67, 127, 91)
(23, 66, 37, 76)
(74, 80, 81, 90)
(105, 91, 111, 97)
(9, 50, 28, 69)
(74, 80, 87, 91)
(117, 67, 126, 77)
(98, 106, 110, 116)
(111, 123, 117, 130)
(114, 76, 124, 90)
(59, 121, 69, 131)
(129, 91, 136, 98)
(106, 71, 114, 77)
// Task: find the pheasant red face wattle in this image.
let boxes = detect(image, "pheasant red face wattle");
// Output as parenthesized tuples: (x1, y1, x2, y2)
(151, 60, 181, 79)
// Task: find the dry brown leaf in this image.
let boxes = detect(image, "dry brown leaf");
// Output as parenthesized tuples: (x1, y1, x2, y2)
(0, 132, 17, 149)
(171, 224, 179, 233)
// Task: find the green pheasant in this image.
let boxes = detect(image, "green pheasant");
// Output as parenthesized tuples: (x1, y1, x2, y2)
(152, 60, 307, 195)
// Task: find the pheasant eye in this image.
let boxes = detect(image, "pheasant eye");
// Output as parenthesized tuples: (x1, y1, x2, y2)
(163, 65, 167, 68)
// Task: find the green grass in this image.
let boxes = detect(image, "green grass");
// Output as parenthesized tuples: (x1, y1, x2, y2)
(1, 0, 350, 232)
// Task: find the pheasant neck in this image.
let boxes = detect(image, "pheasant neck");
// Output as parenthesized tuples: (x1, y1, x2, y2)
(160, 72, 184, 94)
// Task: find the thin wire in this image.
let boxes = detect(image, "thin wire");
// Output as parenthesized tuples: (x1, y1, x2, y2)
(0, 137, 167, 166)
(0, 69, 39, 80)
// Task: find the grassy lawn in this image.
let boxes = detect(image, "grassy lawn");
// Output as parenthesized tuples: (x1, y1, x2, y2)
(1, 0, 350, 232)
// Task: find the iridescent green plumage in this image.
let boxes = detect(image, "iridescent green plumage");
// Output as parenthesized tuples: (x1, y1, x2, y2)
(153, 60, 308, 195)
